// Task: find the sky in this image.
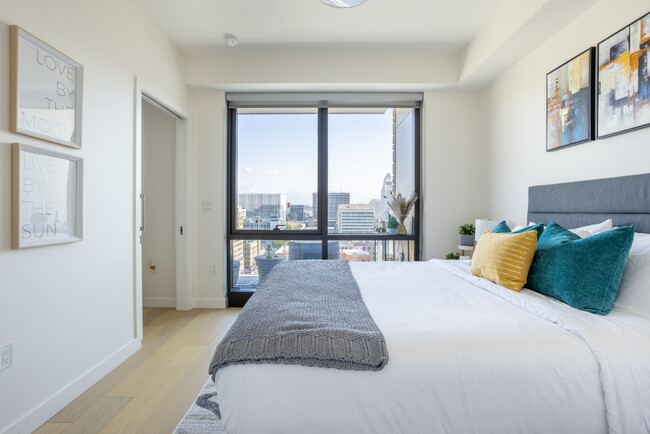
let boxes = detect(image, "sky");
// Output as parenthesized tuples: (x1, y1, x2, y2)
(237, 110, 394, 205)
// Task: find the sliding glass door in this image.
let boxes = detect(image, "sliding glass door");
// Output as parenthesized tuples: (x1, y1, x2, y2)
(227, 96, 420, 306)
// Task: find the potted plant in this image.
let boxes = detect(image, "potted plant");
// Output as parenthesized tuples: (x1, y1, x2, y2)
(459, 223, 475, 247)
(385, 191, 418, 234)
(387, 216, 399, 234)
(445, 252, 461, 260)
(255, 246, 286, 286)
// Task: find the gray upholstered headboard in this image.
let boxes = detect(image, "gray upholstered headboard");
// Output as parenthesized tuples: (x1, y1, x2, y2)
(528, 173, 650, 233)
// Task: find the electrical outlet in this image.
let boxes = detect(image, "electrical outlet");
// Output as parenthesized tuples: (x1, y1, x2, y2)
(209, 264, 217, 275)
(0, 342, 14, 371)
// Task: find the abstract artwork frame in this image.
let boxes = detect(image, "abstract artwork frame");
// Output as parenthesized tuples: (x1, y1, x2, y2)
(546, 47, 595, 151)
(597, 12, 650, 139)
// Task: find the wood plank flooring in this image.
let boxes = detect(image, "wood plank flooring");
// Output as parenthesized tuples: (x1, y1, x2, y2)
(34, 307, 240, 434)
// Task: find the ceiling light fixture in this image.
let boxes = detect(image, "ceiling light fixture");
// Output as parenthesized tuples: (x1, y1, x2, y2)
(224, 34, 238, 47)
(321, 0, 367, 8)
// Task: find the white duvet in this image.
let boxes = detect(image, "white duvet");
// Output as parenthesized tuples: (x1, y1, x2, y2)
(215, 260, 650, 434)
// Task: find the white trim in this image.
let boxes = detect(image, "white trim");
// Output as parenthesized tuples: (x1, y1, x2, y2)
(175, 116, 192, 311)
(2, 339, 140, 434)
(133, 77, 144, 341)
(143, 297, 177, 308)
(193, 298, 228, 309)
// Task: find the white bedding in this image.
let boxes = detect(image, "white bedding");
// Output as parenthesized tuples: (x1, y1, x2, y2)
(215, 260, 650, 434)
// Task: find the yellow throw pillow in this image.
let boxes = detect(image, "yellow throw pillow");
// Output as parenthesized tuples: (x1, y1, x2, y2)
(470, 230, 538, 292)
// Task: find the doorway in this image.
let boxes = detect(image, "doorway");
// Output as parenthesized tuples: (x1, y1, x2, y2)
(141, 99, 177, 307)
(133, 81, 191, 341)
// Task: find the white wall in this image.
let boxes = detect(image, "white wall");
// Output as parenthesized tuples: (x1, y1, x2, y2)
(483, 0, 650, 223)
(0, 0, 189, 431)
(190, 91, 228, 306)
(186, 46, 459, 91)
(421, 91, 488, 259)
(142, 100, 177, 307)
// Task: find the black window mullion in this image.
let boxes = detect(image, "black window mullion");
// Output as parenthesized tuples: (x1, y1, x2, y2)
(414, 107, 421, 261)
(226, 108, 236, 293)
(318, 107, 328, 259)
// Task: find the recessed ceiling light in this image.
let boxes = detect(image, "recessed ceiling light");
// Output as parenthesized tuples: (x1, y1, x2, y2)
(321, 0, 367, 8)
(224, 34, 238, 47)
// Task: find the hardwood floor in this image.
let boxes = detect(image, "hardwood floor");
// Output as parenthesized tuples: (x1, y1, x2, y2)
(34, 307, 241, 434)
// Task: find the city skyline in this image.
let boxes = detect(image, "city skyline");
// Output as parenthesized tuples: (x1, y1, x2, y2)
(237, 110, 393, 205)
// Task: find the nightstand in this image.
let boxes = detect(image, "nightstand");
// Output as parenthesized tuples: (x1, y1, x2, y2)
(458, 245, 474, 258)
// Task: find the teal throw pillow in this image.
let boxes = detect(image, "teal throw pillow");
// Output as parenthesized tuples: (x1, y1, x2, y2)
(527, 222, 634, 315)
(491, 221, 545, 240)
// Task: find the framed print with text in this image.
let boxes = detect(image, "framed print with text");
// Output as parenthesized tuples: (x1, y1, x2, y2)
(12, 143, 83, 249)
(10, 26, 83, 148)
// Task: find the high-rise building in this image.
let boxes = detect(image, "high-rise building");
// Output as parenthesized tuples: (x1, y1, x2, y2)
(337, 204, 375, 234)
(232, 206, 247, 272)
(288, 204, 305, 222)
(369, 198, 382, 219)
(312, 192, 350, 231)
(242, 240, 259, 273)
(238, 193, 287, 224)
(236, 206, 246, 229)
(380, 173, 393, 220)
(232, 240, 244, 263)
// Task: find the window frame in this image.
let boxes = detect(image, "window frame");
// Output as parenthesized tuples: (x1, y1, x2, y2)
(227, 105, 421, 307)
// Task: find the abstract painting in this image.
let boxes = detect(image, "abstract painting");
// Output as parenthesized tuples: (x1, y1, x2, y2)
(597, 12, 650, 138)
(547, 48, 594, 151)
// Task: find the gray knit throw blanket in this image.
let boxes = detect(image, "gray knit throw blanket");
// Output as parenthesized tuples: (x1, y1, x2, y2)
(209, 260, 388, 378)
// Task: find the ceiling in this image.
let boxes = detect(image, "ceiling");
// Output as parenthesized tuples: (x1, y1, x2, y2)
(136, 0, 600, 88)
(136, 0, 510, 53)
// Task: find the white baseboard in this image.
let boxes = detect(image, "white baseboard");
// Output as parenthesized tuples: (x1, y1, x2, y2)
(143, 297, 228, 309)
(143, 297, 176, 308)
(2, 338, 141, 434)
(192, 298, 228, 309)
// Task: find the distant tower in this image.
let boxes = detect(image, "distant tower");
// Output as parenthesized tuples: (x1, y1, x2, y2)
(328, 192, 350, 232)
(337, 204, 375, 234)
(313, 191, 350, 232)
(380, 173, 393, 220)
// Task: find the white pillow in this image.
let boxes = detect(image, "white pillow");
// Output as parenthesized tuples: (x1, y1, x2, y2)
(513, 219, 613, 237)
(614, 236, 650, 319)
(559, 219, 614, 238)
(570, 219, 613, 236)
(569, 229, 592, 239)
(511, 222, 541, 232)
(629, 233, 650, 256)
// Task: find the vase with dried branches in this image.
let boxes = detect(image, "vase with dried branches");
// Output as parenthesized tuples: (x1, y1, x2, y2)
(385, 191, 418, 235)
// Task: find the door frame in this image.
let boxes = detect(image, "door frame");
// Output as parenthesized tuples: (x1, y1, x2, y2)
(133, 77, 192, 341)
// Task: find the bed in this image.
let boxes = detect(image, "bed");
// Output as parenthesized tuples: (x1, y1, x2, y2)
(209, 174, 650, 434)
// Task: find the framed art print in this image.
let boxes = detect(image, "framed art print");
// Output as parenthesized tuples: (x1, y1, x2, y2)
(12, 143, 83, 249)
(597, 12, 650, 138)
(546, 47, 595, 151)
(10, 26, 83, 148)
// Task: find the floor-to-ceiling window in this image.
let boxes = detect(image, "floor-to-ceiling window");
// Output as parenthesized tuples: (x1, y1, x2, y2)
(227, 93, 421, 306)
